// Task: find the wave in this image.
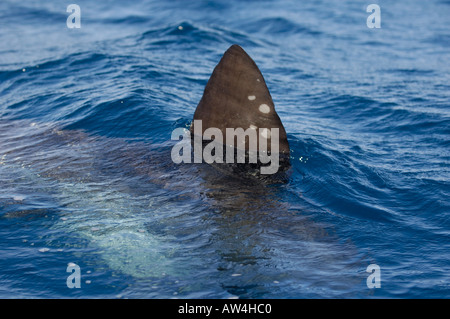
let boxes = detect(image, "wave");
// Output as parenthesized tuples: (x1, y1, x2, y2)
(239, 16, 322, 37)
(139, 21, 259, 48)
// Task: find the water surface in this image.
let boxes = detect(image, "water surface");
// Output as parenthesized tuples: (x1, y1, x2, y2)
(0, 0, 449, 298)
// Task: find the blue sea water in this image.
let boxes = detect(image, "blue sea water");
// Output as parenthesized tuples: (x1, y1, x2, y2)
(0, 0, 449, 298)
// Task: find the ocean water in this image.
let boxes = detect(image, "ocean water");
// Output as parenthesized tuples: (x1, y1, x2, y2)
(0, 0, 449, 298)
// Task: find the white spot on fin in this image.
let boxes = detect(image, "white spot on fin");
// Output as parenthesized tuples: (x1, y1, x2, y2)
(248, 95, 256, 101)
(259, 104, 270, 114)
(260, 128, 271, 139)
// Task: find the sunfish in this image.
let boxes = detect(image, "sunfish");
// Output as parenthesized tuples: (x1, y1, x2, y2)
(188, 44, 290, 176)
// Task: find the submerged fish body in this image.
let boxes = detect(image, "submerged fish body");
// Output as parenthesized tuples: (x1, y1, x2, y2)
(0, 113, 359, 288)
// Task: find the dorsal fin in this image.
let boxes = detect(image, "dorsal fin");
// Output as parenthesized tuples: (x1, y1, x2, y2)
(191, 44, 290, 171)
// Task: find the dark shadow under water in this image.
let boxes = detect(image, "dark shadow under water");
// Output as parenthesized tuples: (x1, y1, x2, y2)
(0, 119, 368, 297)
